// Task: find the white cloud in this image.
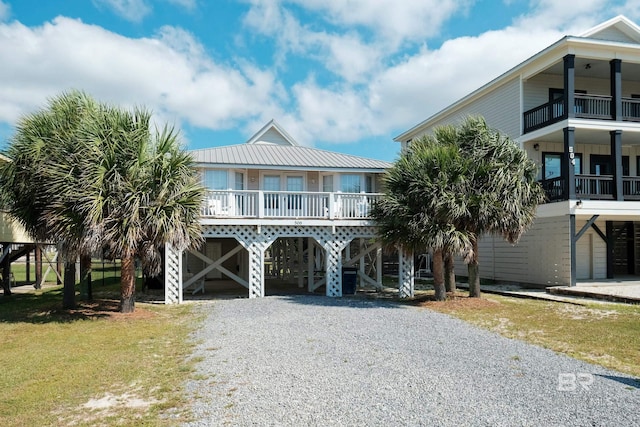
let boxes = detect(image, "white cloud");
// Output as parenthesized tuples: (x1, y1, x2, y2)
(0, 17, 278, 131)
(93, 0, 152, 23)
(257, 0, 631, 146)
(241, 0, 477, 84)
(0, 0, 635, 151)
(0, 1, 10, 21)
(613, 0, 640, 20)
(250, 0, 472, 46)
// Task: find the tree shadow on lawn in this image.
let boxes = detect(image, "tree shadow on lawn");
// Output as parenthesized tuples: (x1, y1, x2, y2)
(0, 289, 154, 324)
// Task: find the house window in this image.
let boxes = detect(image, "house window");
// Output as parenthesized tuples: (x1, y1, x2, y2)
(340, 174, 361, 193)
(590, 154, 629, 176)
(322, 175, 333, 192)
(204, 170, 228, 190)
(542, 152, 581, 180)
(549, 88, 587, 116)
(365, 175, 373, 193)
(286, 176, 303, 191)
(263, 175, 281, 209)
(264, 175, 280, 191)
(287, 176, 303, 210)
(235, 172, 244, 190)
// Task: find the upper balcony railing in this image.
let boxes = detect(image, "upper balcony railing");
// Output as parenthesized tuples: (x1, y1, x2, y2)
(523, 94, 640, 133)
(540, 175, 640, 202)
(201, 190, 383, 220)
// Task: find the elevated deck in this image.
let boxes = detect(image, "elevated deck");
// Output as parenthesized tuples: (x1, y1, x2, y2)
(200, 190, 382, 225)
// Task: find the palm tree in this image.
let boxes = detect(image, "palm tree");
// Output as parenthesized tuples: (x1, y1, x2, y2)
(453, 117, 545, 297)
(78, 105, 204, 313)
(372, 135, 472, 301)
(0, 91, 98, 307)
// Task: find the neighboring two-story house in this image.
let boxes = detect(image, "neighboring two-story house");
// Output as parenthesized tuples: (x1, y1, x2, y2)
(395, 15, 640, 288)
(163, 120, 415, 302)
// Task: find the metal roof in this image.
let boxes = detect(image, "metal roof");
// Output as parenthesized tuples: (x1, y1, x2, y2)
(190, 144, 391, 171)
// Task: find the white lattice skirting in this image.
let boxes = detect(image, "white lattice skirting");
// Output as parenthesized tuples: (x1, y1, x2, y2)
(165, 224, 413, 302)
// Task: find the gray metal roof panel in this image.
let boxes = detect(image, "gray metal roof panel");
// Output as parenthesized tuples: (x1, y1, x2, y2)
(190, 144, 391, 170)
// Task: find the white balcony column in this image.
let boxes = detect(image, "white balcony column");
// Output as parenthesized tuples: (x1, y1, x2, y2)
(257, 190, 264, 218)
(164, 243, 183, 304)
(328, 193, 336, 219)
(398, 246, 414, 298)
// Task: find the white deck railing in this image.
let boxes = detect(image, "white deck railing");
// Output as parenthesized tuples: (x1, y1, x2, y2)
(202, 190, 383, 219)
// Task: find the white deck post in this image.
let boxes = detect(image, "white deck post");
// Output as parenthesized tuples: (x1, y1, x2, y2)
(247, 242, 266, 298)
(325, 243, 343, 297)
(257, 190, 264, 218)
(398, 247, 414, 298)
(164, 243, 183, 304)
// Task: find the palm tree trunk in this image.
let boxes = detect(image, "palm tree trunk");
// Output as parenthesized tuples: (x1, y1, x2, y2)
(63, 260, 76, 309)
(444, 251, 456, 293)
(432, 248, 446, 301)
(119, 254, 136, 313)
(468, 238, 481, 298)
(80, 254, 92, 301)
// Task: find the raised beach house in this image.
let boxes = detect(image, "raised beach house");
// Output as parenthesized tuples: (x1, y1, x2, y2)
(395, 15, 640, 287)
(163, 120, 414, 302)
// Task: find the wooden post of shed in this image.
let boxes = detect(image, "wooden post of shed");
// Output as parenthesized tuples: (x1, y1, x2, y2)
(35, 245, 42, 289)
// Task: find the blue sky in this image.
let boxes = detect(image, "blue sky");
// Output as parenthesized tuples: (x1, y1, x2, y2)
(0, 0, 638, 161)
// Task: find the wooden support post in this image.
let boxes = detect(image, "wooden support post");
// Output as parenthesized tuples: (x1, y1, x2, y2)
(1, 243, 11, 296)
(298, 237, 304, 288)
(606, 221, 614, 279)
(376, 246, 382, 287)
(307, 238, 314, 292)
(359, 239, 365, 288)
(35, 245, 42, 289)
(26, 249, 30, 283)
(56, 250, 63, 285)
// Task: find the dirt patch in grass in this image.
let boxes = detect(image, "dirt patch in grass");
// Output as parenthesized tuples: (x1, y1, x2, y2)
(416, 294, 500, 310)
(67, 299, 157, 321)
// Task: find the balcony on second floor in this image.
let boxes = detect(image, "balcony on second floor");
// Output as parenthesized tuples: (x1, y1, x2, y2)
(524, 94, 640, 133)
(201, 190, 383, 221)
(541, 175, 640, 202)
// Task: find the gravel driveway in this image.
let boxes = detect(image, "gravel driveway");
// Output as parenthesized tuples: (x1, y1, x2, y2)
(182, 295, 640, 426)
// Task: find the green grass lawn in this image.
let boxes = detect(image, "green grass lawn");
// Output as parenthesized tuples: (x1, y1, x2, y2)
(421, 292, 640, 378)
(0, 286, 200, 427)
